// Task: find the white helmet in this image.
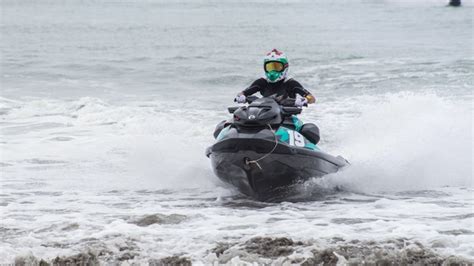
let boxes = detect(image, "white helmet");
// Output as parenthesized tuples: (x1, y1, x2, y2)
(263, 49, 289, 83)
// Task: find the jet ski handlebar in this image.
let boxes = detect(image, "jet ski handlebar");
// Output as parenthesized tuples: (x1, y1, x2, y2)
(281, 106, 303, 115)
(234, 95, 307, 106)
(245, 95, 260, 104)
(228, 106, 240, 114)
(279, 98, 308, 107)
(227, 96, 304, 115)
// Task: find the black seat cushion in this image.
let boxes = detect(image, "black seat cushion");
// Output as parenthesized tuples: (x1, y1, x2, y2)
(300, 123, 320, 144)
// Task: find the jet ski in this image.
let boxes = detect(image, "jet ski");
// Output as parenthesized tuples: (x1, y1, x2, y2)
(206, 96, 348, 200)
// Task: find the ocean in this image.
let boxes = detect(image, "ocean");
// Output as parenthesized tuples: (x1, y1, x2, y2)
(1, 0, 473, 264)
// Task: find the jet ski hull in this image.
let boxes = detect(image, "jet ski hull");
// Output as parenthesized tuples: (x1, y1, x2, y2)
(207, 138, 347, 200)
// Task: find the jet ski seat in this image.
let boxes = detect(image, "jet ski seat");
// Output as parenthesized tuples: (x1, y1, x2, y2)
(213, 120, 229, 139)
(300, 123, 320, 144)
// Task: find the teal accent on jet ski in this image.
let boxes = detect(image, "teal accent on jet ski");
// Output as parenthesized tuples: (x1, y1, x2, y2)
(216, 126, 230, 141)
(275, 127, 289, 142)
(292, 115, 303, 132)
(305, 142, 320, 150)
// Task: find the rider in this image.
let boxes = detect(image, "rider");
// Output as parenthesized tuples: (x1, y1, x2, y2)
(235, 49, 316, 107)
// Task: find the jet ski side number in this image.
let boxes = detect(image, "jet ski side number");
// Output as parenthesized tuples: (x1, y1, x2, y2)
(288, 131, 305, 147)
(276, 127, 315, 149)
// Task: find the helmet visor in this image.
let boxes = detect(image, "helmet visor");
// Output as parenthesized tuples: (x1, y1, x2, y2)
(264, 61, 285, 72)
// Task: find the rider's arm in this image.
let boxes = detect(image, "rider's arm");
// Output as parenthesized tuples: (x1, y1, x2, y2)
(239, 78, 266, 96)
(289, 79, 316, 104)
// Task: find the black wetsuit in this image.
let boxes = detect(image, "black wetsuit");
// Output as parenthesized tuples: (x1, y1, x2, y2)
(242, 78, 312, 99)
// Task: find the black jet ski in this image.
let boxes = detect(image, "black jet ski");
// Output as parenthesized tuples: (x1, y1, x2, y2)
(206, 96, 348, 200)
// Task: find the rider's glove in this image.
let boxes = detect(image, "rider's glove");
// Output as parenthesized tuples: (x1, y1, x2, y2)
(235, 94, 246, 103)
(295, 98, 308, 107)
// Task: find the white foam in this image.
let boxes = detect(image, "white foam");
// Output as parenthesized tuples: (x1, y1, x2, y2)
(0, 96, 221, 192)
(1, 94, 473, 263)
(320, 92, 473, 192)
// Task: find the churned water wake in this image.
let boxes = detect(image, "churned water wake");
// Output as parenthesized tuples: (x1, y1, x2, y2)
(1, 0, 473, 264)
(1, 92, 472, 264)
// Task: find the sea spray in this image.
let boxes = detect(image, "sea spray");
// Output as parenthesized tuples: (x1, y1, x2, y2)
(318, 92, 472, 192)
